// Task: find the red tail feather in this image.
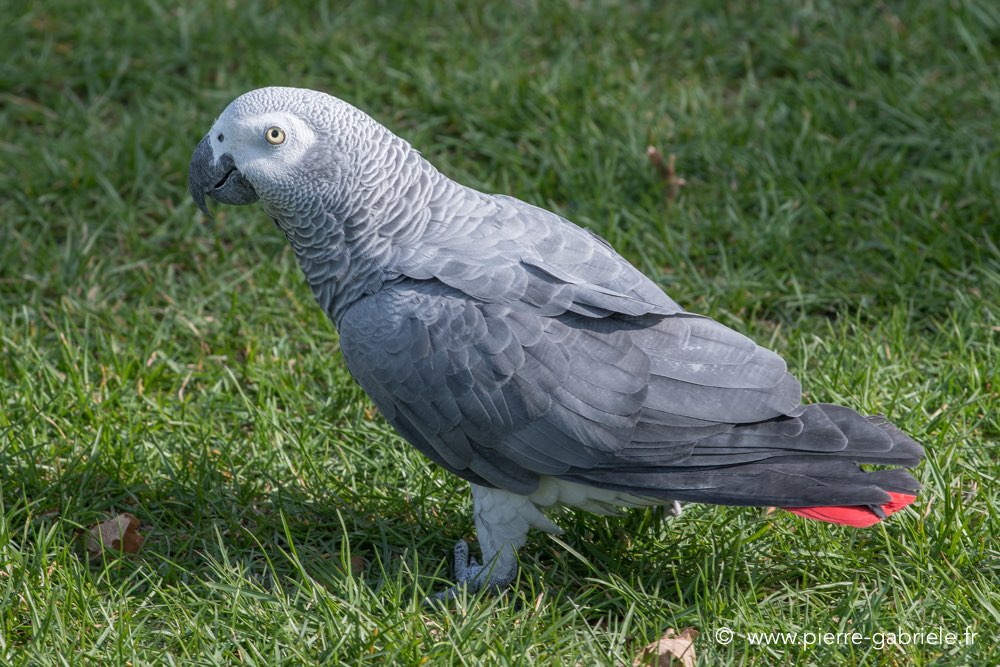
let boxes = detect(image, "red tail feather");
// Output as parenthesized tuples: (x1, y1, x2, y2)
(782, 492, 917, 528)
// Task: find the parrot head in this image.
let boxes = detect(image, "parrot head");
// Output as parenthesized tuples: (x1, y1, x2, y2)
(188, 87, 351, 220)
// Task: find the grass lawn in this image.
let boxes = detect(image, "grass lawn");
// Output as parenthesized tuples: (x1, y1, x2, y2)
(2, 1, 998, 664)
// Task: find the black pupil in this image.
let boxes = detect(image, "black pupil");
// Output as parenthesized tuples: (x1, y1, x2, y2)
(270, 130, 279, 138)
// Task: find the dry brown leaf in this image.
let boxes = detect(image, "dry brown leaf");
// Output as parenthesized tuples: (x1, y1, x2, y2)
(646, 146, 688, 201)
(632, 627, 698, 667)
(85, 513, 145, 556)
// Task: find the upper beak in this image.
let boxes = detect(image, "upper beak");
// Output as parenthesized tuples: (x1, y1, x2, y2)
(188, 134, 259, 219)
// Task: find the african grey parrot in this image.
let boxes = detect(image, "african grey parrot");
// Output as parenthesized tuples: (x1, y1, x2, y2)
(188, 87, 923, 598)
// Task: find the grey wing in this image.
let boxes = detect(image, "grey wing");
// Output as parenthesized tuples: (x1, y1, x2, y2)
(346, 186, 919, 508)
(337, 280, 803, 497)
(339, 281, 560, 492)
(393, 190, 684, 318)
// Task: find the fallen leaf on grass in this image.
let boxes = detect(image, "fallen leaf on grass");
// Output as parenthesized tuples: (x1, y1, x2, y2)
(646, 146, 688, 201)
(85, 513, 145, 556)
(632, 627, 698, 667)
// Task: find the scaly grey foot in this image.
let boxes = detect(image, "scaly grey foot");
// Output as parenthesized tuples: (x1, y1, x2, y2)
(430, 539, 519, 602)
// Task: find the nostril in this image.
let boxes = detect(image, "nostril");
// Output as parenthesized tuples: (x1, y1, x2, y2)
(217, 133, 224, 142)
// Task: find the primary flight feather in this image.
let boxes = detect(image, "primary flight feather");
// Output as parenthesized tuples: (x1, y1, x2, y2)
(189, 87, 923, 597)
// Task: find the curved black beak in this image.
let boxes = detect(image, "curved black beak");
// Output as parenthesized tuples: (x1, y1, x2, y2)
(188, 134, 259, 220)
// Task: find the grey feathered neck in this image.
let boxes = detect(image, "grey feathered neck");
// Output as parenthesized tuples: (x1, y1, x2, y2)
(250, 90, 468, 323)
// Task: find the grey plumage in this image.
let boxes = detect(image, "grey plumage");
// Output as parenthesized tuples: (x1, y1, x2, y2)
(189, 87, 924, 596)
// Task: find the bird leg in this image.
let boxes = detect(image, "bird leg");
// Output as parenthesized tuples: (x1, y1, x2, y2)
(432, 483, 562, 601)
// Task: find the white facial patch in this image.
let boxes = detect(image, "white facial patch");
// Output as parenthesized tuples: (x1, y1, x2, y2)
(209, 109, 317, 186)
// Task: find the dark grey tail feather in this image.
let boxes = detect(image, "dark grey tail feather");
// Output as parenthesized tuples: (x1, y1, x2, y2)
(615, 404, 923, 468)
(863, 413, 924, 466)
(561, 403, 924, 509)
(562, 463, 919, 508)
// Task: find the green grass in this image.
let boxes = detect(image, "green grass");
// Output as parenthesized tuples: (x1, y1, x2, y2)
(1, 0, 998, 664)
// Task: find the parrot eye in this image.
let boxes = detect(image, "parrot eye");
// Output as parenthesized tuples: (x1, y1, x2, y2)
(264, 126, 286, 145)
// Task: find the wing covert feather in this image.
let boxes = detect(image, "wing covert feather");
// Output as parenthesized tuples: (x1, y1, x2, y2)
(338, 280, 812, 495)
